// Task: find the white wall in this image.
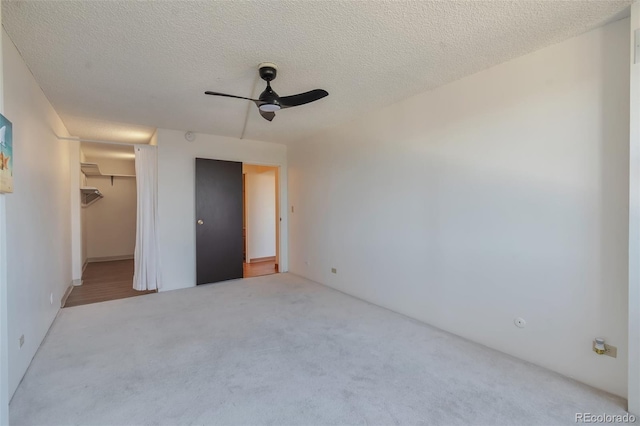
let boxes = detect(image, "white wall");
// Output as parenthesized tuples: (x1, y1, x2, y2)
(246, 168, 276, 261)
(157, 129, 287, 291)
(3, 30, 72, 398)
(85, 157, 136, 260)
(0, 7, 8, 425)
(628, 4, 640, 415)
(289, 19, 630, 397)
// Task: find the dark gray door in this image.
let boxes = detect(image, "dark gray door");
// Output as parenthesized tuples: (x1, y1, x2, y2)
(195, 158, 243, 285)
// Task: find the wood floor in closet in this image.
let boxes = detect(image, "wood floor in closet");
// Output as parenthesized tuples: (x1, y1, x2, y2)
(64, 259, 156, 308)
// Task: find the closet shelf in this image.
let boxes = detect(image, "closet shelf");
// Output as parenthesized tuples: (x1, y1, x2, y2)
(81, 162, 135, 178)
(81, 187, 103, 207)
(81, 162, 102, 176)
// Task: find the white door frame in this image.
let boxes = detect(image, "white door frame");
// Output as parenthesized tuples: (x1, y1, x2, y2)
(243, 164, 280, 268)
(236, 160, 287, 272)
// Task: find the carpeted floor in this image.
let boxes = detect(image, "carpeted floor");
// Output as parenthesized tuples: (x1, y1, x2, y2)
(10, 273, 629, 425)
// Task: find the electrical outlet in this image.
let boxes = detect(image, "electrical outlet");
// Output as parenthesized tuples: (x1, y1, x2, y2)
(19, 335, 24, 348)
(50, 292, 54, 305)
(593, 341, 617, 358)
(331, 268, 337, 274)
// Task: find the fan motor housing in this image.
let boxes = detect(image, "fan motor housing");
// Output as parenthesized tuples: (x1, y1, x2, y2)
(259, 63, 278, 82)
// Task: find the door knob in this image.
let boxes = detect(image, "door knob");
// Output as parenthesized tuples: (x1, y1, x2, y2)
(197, 219, 204, 225)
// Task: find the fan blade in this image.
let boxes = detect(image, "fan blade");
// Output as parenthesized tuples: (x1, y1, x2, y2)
(279, 89, 328, 108)
(204, 91, 258, 102)
(259, 109, 275, 122)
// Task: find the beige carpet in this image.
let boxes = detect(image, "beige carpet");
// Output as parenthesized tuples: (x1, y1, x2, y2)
(10, 273, 629, 425)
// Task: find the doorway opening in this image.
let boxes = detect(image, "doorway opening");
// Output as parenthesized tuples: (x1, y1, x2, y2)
(195, 158, 282, 285)
(243, 164, 279, 279)
(65, 142, 154, 307)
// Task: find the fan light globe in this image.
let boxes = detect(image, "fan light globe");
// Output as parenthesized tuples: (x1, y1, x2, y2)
(259, 104, 281, 112)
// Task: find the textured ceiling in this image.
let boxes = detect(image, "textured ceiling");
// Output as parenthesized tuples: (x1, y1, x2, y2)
(2, 0, 632, 145)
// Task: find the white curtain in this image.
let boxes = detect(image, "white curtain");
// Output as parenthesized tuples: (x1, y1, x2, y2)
(133, 145, 161, 291)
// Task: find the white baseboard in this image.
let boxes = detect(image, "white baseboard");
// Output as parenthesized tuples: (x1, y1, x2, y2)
(72, 279, 83, 286)
(61, 284, 74, 308)
(87, 255, 134, 263)
(249, 256, 276, 263)
(82, 260, 88, 272)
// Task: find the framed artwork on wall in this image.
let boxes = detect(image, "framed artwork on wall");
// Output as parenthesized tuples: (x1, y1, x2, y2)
(0, 114, 13, 194)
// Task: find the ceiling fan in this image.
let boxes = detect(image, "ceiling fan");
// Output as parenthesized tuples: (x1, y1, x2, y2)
(205, 63, 328, 122)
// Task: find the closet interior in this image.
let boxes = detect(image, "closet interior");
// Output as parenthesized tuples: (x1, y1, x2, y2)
(65, 142, 154, 307)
